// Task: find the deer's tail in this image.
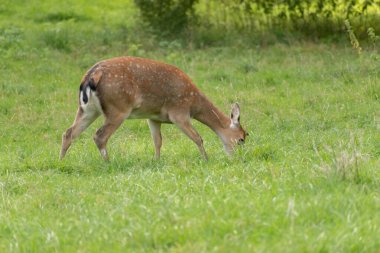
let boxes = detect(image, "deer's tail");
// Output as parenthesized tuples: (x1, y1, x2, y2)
(79, 65, 102, 105)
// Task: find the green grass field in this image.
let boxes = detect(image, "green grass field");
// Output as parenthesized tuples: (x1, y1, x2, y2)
(1, 1, 380, 252)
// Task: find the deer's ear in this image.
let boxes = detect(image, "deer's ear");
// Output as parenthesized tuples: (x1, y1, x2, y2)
(230, 103, 240, 126)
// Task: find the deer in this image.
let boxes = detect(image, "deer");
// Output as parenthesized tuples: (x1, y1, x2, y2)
(60, 57, 248, 161)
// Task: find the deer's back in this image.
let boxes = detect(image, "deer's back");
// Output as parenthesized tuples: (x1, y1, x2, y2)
(88, 57, 203, 120)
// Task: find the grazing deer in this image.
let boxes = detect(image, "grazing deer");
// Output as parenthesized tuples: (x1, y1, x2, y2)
(60, 57, 248, 161)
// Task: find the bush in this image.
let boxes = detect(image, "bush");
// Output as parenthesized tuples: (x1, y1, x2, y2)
(132, 0, 380, 45)
(134, 0, 198, 36)
(195, 0, 380, 39)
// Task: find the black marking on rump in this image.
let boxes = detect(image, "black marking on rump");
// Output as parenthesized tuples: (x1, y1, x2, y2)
(79, 64, 100, 104)
(79, 84, 88, 104)
(80, 79, 96, 104)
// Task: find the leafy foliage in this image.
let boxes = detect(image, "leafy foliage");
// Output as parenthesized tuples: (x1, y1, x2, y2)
(368, 27, 380, 48)
(134, 0, 198, 36)
(135, 0, 380, 39)
(344, 20, 362, 55)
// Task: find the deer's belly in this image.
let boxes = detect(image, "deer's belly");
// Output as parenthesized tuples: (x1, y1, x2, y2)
(128, 109, 171, 123)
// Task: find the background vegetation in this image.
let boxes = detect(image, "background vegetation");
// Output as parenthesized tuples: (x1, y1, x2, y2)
(0, 0, 379, 252)
(134, 0, 380, 44)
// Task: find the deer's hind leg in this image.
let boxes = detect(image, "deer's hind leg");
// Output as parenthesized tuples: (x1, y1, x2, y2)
(93, 109, 130, 161)
(60, 107, 100, 159)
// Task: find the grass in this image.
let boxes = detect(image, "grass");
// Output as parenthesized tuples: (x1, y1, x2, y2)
(1, 0, 380, 252)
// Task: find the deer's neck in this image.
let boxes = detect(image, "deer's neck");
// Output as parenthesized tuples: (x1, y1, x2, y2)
(194, 94, 231, 138)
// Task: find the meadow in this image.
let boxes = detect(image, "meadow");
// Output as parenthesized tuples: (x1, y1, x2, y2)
(1, 0, 380, 252)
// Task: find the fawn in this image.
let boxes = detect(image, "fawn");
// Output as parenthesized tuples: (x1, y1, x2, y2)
(60, 57, 248, 161)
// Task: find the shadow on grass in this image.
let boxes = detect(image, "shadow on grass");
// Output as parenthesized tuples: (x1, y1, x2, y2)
(35, 12, 89, 23)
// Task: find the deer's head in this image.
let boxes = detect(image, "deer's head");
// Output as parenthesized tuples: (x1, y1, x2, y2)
(221, 103, 248, 154)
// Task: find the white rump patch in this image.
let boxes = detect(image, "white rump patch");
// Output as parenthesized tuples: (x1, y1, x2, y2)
(80, 90, 85, 106)
(80, 88, 103, 116)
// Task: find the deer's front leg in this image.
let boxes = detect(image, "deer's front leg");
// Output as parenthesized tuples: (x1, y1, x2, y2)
(170, 113, 208, 161)
(148, 119, 162, 159)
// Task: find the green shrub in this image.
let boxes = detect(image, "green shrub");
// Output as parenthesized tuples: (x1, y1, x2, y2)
(134, 0, 197, 36)
(193, 0, 380, 40)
